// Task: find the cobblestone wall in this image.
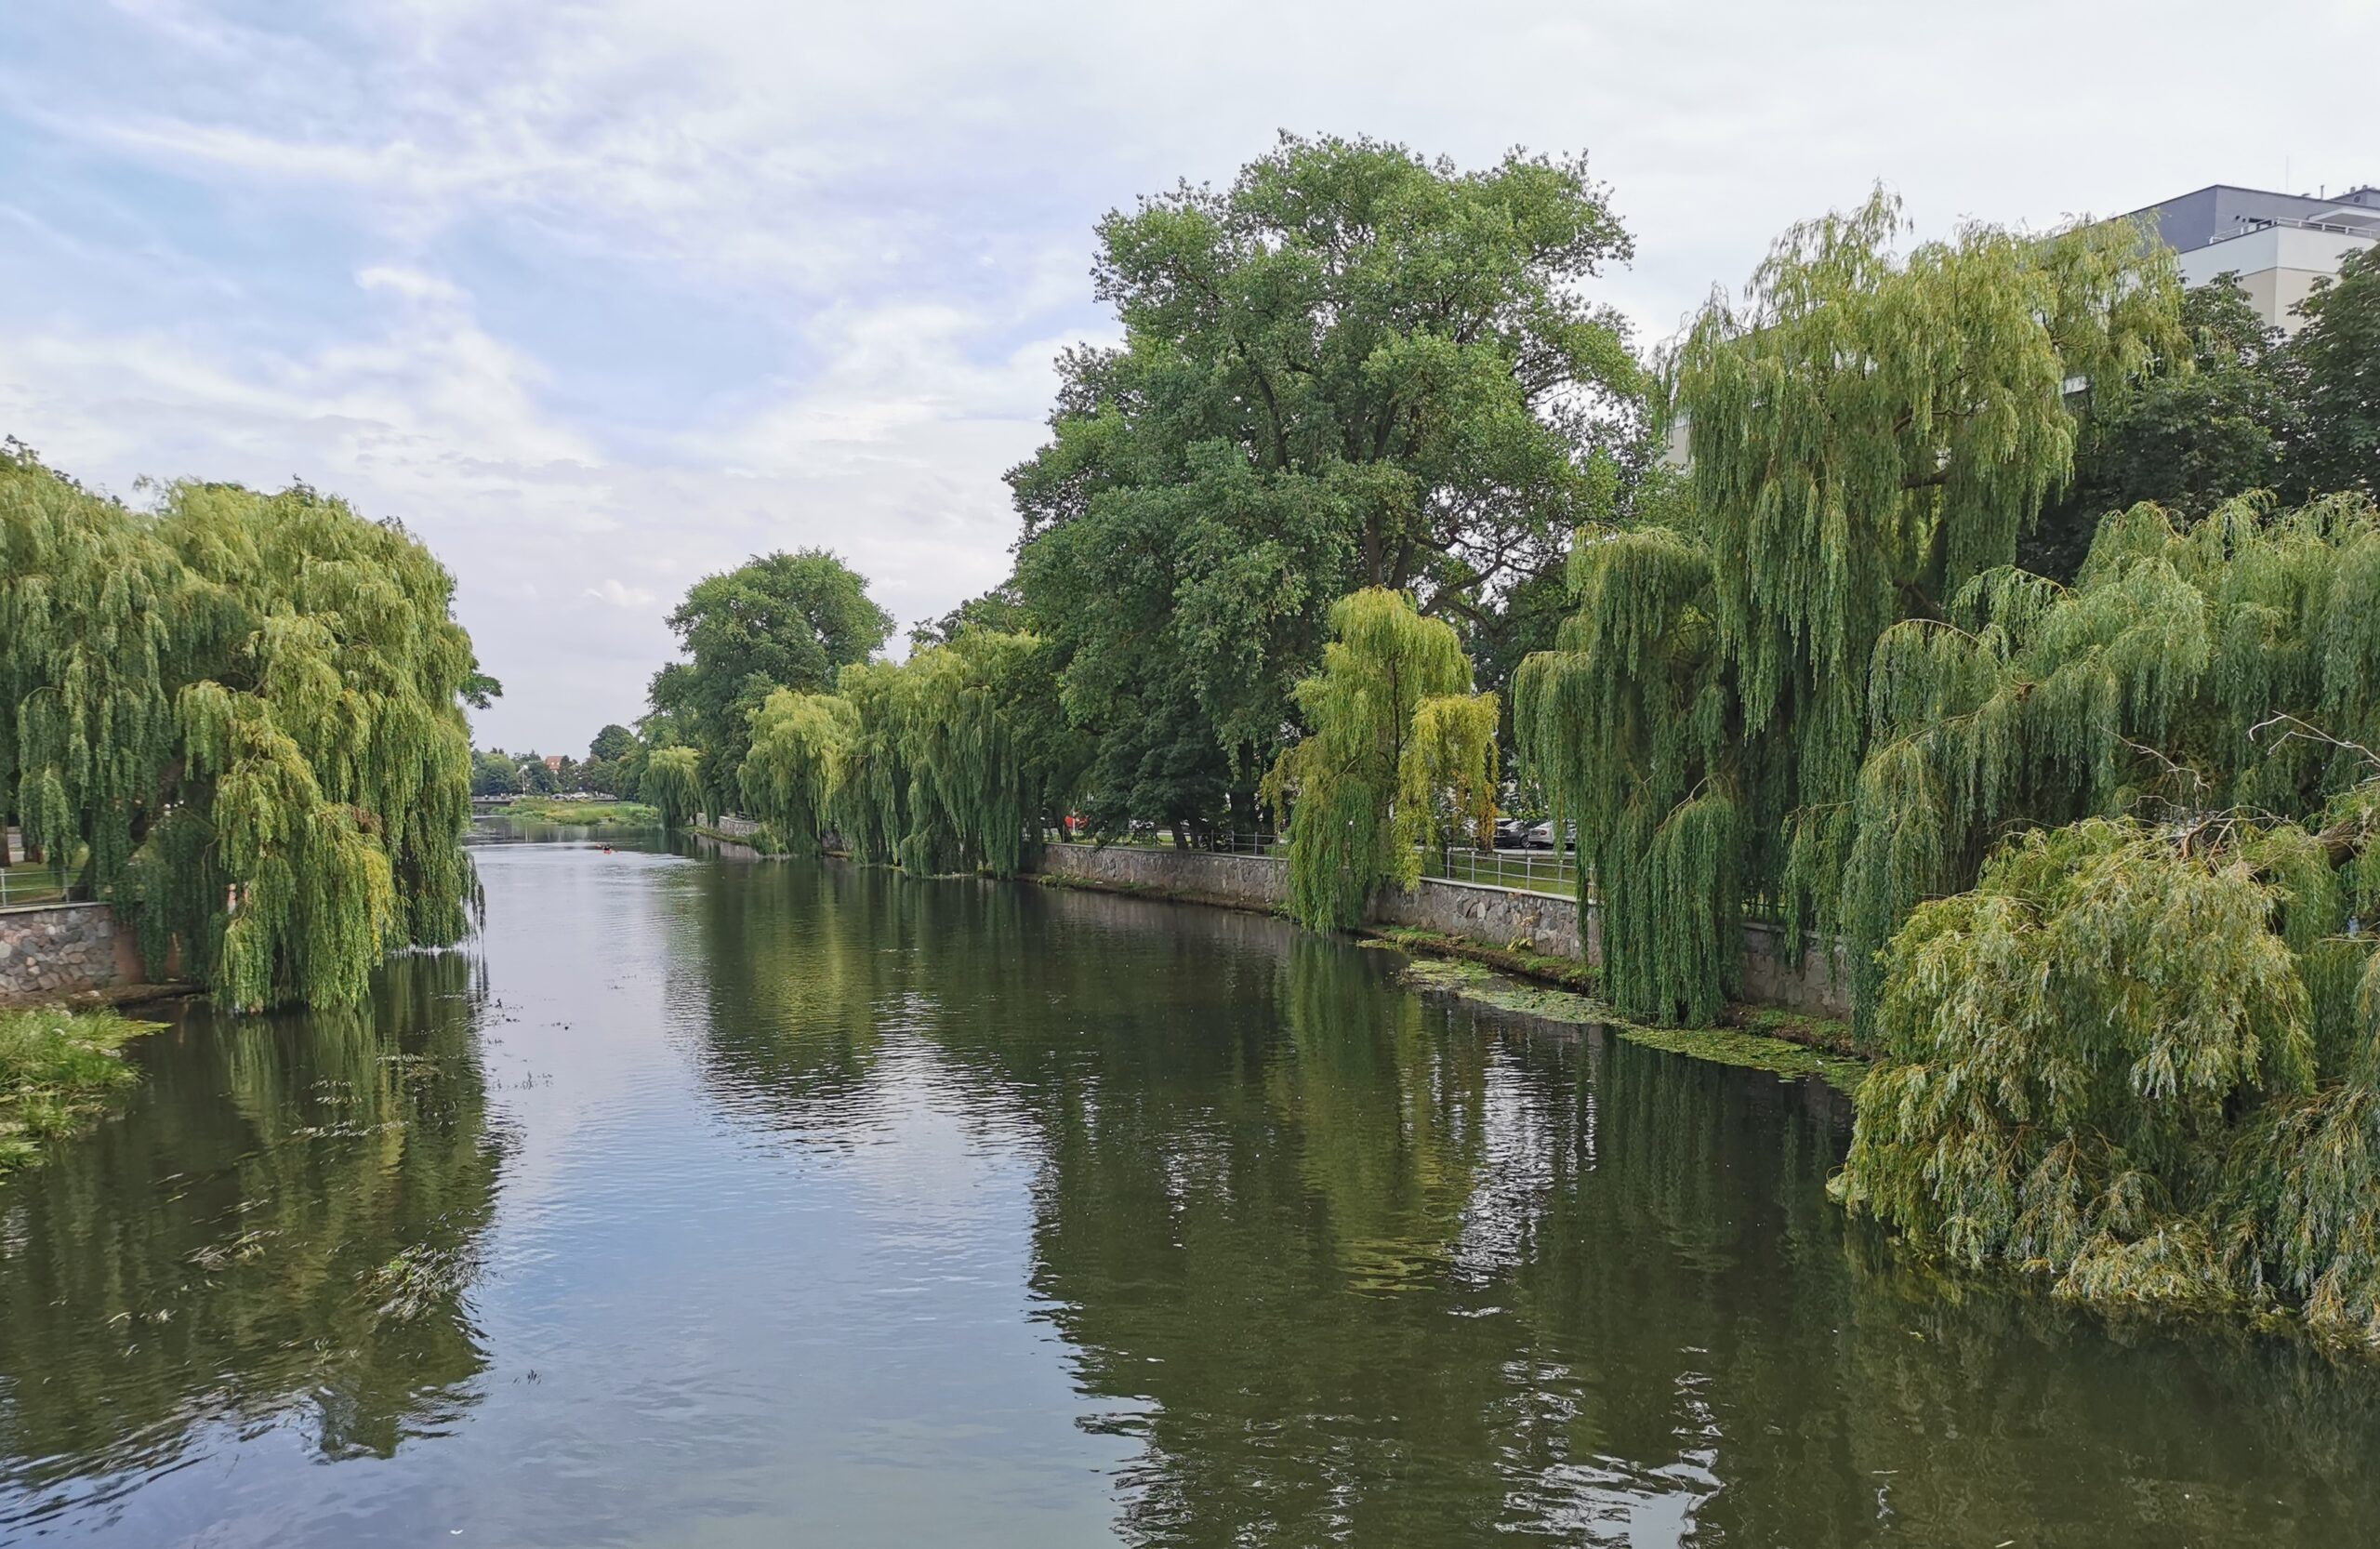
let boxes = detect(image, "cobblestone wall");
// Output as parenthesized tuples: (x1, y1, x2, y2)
(1367, 877, 1588, 961)
(0, 903, 139, 1004)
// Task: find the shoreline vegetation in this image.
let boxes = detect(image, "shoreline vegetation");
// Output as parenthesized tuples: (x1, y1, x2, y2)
(0, 1005, 158, 1172)
(705, 822, 1867, 1084)
(496, 798, 662, 827)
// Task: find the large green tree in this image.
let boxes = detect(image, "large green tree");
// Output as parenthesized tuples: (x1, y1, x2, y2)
(2285, 244, 2380, 502)
(1010, 134, 1644, 833)
(1518, 191, 2184, 1025)
(1, 449, 489, 1011)
(647, 550, 892, 814)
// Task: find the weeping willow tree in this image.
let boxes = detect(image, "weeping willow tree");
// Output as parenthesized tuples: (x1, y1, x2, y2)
(1517, 191, 2183, 1025)
(1514, 485, 1747, 1025)
(1832, 493, 2380, 1333)
(737, 689, 856, 857)
(1263, 589, 1498, 932)
(0, 448, 193, 891)
(828, 630, 1058, 878)
(640, 745, 704, 831)
(1847, 493, 2380, 1017)
(832, 659, 916, 866)
(1834, 803, 2380, 1342)
(1, 450, 490, 1011)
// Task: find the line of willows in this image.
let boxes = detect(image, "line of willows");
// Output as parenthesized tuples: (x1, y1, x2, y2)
(618, 144, 2380, 1348)
(8, 133, 2379, 1344)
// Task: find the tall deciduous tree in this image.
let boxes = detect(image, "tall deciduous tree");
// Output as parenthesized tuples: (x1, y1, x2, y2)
(1518, 191, 2185, 1025)
(1011, 134, 1643, 831)
(1263, 589, 1498, 931)
(2285, 245, 2380, 503)
(647, 550, 892, 814)
(1, 450, 488, 1011)
(2021, 274, 2297, 580)
(739, 689, 855, 856)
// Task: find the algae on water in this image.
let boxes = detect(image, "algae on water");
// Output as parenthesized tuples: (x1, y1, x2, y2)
(1399, 955, 1866, 1093)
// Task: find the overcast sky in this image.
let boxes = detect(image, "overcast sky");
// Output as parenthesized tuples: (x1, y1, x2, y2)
(4, 1, 2372, 751)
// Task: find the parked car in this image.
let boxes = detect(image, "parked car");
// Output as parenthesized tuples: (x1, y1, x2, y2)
(1525, 821, 1576, 851)
(1492, 818, 1532, 850)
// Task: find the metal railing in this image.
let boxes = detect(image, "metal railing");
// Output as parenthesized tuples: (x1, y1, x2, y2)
(1043, 828, 1286, 855)
(1424, 846, 1582, 899)
(0, 863, 70, 908)
(2217, 214, 2380, 244)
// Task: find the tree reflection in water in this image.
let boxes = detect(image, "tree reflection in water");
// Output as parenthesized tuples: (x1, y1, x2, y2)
(0, 948, 505, 1527)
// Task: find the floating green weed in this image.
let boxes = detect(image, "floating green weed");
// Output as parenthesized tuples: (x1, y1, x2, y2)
(0, 1006, 158, 1171)
(1398, 954, 1866, 1092)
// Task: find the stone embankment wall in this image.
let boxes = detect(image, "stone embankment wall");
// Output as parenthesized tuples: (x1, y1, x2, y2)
(1033, 843, 1849, 1018)
(0, 903, 142, 1005)
(1367, 877, 1587, 961)
(1033, 842, 1291, 908)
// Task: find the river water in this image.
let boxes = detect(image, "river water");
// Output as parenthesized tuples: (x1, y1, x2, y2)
(4, 827, 2379, 1546)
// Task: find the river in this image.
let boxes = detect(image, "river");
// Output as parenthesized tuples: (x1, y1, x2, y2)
(3, 827, 2378, 1545)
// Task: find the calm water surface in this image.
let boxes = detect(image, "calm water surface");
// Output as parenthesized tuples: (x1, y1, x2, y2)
(4, 828, 2379, 1546)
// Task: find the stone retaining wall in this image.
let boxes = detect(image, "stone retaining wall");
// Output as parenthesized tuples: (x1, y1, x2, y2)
(0, 903, 142, 1005)
(1034, 843, 1849, 1018)
(1366, 876, 1589, 961)
(1034, 842, 1290, 907)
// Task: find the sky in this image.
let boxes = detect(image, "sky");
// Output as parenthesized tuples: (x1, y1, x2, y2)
(3, 1, 2373, 753)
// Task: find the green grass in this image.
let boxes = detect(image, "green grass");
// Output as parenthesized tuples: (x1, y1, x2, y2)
(497, 797, 661, 827)
(0, 1006, 158, 1171)
(1425, 849, 1583, 896)
(0, 858, 71, 907)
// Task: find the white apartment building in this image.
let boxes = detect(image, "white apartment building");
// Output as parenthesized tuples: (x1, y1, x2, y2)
(2121, 182, 2380, 334)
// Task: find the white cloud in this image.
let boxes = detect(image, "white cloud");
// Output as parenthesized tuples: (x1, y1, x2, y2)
(584, 578, 658, 608)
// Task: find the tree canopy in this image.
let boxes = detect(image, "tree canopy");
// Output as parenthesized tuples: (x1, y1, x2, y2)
(2021, 274, 2298, 580)
(1518, 191, 2185, 1025)
(1263, 589, 1497, 930)
(1, 447, 487, 1010)
(647, 550, 892, 814)
(2287, 245, 2380, 503)
(1010, 133, 1644, 834)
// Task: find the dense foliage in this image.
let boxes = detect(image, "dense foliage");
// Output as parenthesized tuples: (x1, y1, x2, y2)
(646, 550, 892, 814)
(640, 746, 703, 830)
(1517, 192, 2185, 1025)
(1262, 589, 1497, 930)
(1, 447, 490, 1010)
(2289, 245, 2380, 503)
(1008, 133, 1644, 838)
(738, 688, 854, 858)
(1834, 801, 2380, 1344)
(1821, 495, 2380, 1336)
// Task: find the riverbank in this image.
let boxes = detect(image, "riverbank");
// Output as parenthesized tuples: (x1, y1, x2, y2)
(1025, 843, 1863, 1065)
(497, 798, 662, 826)
(0, 1004, 158, 1171)
(690, 823, 1866, 1072)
